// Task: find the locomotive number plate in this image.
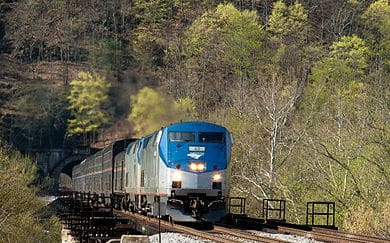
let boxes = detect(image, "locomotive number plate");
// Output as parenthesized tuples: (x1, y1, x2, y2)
(188, 146, 205, 152)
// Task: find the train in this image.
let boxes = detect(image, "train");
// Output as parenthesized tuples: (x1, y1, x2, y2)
(72, 121, 233, 223)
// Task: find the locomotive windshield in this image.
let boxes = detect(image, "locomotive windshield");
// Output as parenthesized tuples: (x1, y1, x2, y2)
(169, 132, 195, 142)
(199, 132, 224, 143)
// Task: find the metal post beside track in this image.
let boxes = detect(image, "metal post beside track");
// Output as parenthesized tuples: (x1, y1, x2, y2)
(227, 197, 246, 215)
(262, 199, 286, 222)
(306, 201, 336, 228)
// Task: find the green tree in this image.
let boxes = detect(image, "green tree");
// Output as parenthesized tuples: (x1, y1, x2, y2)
(67, 71, 111, 142)
(132, 0, 176, 26)
(128, 87, 195, 137)
(301, 35, 386, 227)
(268, 0, 308, 40)
(0, 144, 61, 242)
(362, 0, 390, 71)
(131, 0, 178, 71)
(212, 71, 305, 206)
(311, 35, 370, 96)
(329, 35, 370, 74)
(182, 3, 265, 114)
(265, 0, 311, 103)
(182, 3, 311, 212)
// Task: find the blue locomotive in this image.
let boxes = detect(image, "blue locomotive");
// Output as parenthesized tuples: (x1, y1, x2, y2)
(72, 121, 233, 223)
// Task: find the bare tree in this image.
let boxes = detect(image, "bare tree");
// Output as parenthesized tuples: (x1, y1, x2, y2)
(231, 70, 307, 201)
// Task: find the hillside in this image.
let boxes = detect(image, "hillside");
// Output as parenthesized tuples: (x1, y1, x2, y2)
(0, 53, 136, 149)
(0, 0, 389, 238)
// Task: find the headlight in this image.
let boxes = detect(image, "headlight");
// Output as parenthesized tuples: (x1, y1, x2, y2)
(197, 163, 205, 171)
(213, 174, 221, 181)
(190, 163, 198, 171)
(189, 162, 206, 172)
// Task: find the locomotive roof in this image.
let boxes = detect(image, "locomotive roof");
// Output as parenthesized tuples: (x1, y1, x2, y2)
(164, 121, 227, 131)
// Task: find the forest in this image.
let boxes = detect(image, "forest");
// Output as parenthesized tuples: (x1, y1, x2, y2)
(0, 0, 389, 241)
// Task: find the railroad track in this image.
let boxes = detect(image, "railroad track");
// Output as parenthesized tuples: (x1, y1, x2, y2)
(312, 227, 389, 243)
(115, 210, 390, 242)
(115, 210, 290, 242)
(212, 225, 289, 243)
(277, 225, 390, 243)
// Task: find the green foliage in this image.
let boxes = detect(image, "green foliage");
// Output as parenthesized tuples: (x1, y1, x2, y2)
(362, 0, 390, 70)
(329, 35, 370, 74)
(0, 145, 61, 242)
(268, 1, 288, 35)
(181, 3, 265, 112)
(209, 108, 264, 191)
(131, 0, 181, 70)
(361, 0, 390, 32)
(217, 4, 265, 75)
(303, 30, 388, 231)
(185, 3, 264, 73)
(67, 71, 111, 136)
(268, 1, 308, 39)
(128, 87, 196, 137)
(344, 195, 390, 238)
(311, 35, 369, 93)
(266, 0, 310, 90)
(128, 87, 169, 137)
(133, 0, 177, 25)
(174, 97, 197, 121)
(307, 35, 369, 124)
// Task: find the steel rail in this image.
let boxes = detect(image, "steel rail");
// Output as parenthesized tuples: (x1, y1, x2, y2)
(115, 210, 238, 242)
(312, 227, 390, 243)
(116, 210, 292, 242)
(213, 225, 290, 243)
(277, 226, 389, 243)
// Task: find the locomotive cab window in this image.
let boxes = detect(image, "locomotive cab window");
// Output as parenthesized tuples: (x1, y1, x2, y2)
(169, 132, 195, 142)
(199, 132, 224, 143)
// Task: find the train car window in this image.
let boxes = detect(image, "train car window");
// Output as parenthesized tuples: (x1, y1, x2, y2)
(199, 132, 224, 143)
(169, 132, 195, 142)
(143, 136, 151, 148)
(126, 144, 133, 155)
(151, 133, 157, 145)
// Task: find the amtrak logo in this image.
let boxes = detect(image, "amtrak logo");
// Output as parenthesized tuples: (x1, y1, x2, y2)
(187, 152, 204, 159)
